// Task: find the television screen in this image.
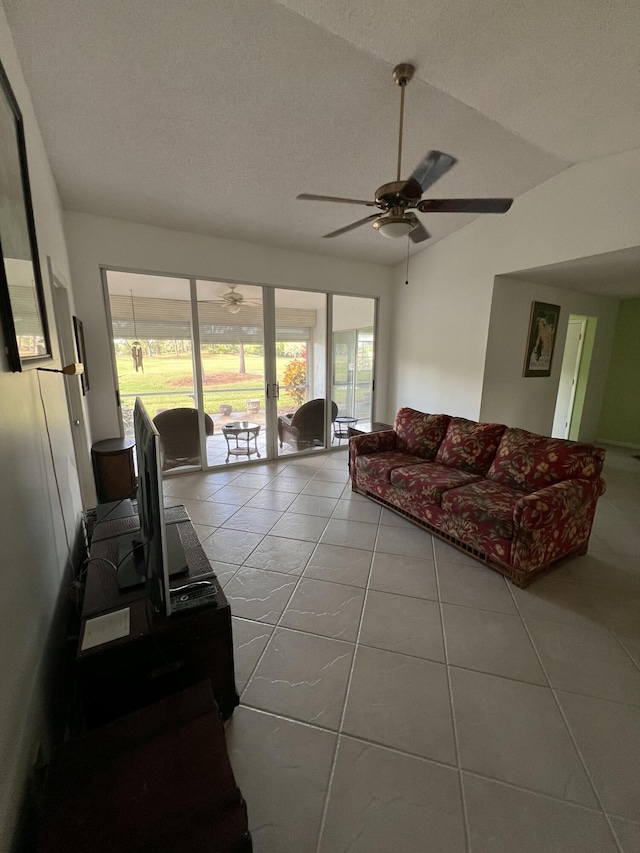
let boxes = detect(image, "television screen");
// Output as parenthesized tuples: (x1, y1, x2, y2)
(116, 399, 213, 617)
(133, 398, 172, 615)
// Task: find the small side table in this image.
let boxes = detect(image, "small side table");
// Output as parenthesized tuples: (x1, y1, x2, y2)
(222, 421, 261, 463)
(347, 421, 393, 437)
(91, 438, 136, 503)
(333, 416, 358, 444)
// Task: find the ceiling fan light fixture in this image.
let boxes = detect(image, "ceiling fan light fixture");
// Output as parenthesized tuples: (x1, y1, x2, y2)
(226, 302, 241, 314)
(373, 215, 416, 239)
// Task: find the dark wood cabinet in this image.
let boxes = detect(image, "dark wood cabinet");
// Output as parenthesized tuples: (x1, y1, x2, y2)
(77, 513, 239, 727)
(37, 683, 252, 852)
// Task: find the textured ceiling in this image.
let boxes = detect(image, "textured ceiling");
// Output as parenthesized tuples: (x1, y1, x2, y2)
(275, 0, 640, 162)
(3, 0, 639, 266)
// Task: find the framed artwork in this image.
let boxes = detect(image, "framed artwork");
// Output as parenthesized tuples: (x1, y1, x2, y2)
(523, 301, 560, 377)
(0, 59, 51, 372)
(73, 316, 90, 394)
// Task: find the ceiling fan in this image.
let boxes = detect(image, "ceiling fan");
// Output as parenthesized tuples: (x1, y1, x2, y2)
(297, 63, 513, 242)
(208, 285, 260, 314)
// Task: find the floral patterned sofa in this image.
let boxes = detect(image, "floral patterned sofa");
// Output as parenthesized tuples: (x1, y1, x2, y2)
(349, 408, 606, 587)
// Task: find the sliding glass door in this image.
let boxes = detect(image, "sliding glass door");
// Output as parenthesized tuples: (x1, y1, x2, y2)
(106, 270, 377, 471)
(274, 289, 328, 457)
(106, 271, 199, 460)
(196, 280, 266, 466)
(331, 295, 376, 429)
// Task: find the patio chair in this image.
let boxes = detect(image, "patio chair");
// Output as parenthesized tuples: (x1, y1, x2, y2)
(152, 408, 214, 471)
(278, 399, 338, 451)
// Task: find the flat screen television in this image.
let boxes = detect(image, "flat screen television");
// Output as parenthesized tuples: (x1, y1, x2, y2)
(116, 398, 189, 616)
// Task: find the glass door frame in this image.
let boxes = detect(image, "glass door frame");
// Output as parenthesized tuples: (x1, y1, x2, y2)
(262, 286, 278, 461)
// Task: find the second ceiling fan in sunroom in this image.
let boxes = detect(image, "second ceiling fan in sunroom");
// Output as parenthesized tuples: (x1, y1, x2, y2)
(297, 63, 513, 242)
(207, 285, 260, 314)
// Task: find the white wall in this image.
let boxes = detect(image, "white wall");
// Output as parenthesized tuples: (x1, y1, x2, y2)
(389, 148, 640, 425)
(0, 10, 83, 848)
(480, 277, 618, 439)
(64, 212, 395, 439)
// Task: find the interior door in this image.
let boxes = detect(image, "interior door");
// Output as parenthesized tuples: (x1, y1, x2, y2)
(552, 318, 586, 439)
(49, 261, 95, 506)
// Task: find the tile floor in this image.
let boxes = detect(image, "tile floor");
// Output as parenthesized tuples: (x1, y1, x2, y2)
(164, 445, 640, 853)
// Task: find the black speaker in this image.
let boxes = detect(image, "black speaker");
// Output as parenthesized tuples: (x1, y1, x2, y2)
(91, 438, 136, 503)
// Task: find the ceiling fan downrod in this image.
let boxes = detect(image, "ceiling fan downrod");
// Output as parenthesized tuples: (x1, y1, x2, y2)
(392, 63, 415, 182)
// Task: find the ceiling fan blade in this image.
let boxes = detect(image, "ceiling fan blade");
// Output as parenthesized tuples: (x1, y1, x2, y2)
(323, 214, 381, 238)
(417, 198, 513, 214)
(297, 193, 376, 207)
(408, 220, 431, 243)
(407, 151, 457, 194)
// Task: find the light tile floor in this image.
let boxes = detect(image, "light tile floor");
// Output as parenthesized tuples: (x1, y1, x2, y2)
(164, 444, 640, 853)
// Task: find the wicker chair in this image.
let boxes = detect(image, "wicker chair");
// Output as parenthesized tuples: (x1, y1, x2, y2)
(152, 408, 214, 471)
(278, 399, 338, 451)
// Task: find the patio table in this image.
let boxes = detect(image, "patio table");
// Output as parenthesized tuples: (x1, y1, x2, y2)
(222, 421, 261, 463)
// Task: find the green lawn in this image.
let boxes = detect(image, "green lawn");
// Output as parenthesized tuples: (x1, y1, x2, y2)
(116, 352, 304, 418)
(116, 350, 372, 429)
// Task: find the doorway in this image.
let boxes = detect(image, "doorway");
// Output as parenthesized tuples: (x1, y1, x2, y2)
(552, 315, 587, 439)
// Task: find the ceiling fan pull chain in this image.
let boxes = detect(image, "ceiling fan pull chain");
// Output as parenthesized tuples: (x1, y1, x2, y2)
(405, 234, 410, 285)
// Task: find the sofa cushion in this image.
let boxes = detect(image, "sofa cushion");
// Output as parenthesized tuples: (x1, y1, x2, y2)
(435, 417, 506, 475)
(487, 427, 606, 493)
(356, 451, 427, 483)
(394, 408, 451, 460)
(441, 479, 523, 539)
(390, 462, 481, 506)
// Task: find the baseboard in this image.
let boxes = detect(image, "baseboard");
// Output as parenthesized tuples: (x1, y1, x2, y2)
(597, 438, 640, 450)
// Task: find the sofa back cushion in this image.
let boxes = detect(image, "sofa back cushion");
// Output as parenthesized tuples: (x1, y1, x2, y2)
(394, 408, 451, 460)
(435, 417, 506, 475)
(487, 427, 606, 492)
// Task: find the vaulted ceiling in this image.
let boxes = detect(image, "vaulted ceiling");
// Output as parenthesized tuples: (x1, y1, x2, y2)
(4, 0, 640, 266)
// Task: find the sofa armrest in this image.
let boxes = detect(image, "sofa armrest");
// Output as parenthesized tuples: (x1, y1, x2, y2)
(513, 478, 606, 531)
(349, 429, 397, 481)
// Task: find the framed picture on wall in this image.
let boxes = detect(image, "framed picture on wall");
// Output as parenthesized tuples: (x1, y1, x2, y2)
(73, 316, 90, 394)
(523, 301, 560, 377)
(0, 58, 51, 372)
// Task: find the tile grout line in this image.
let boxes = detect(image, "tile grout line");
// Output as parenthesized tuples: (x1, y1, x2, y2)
(313, 503, 380, 853)
(233, 459, 351, 705)
(609, 630, 640, 674)
(233, 477, 381, 707)
(506, 582, 626, 853)
(206, 468, 315, 701)
(234, 530, 330, 705)
(433, 535, 472, 853)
